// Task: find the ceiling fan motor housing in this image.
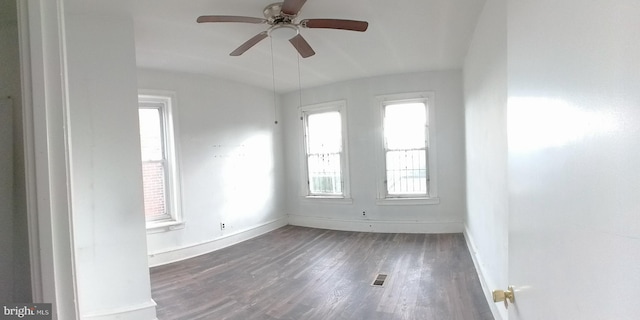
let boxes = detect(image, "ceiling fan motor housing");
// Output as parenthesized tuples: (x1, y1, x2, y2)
(264, 2, 300, 39)
(264, 2, 295, 22)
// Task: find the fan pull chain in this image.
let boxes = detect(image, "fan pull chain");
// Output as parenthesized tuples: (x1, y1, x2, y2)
(270, 37, 278, 125)
(297, 49, 303, 109)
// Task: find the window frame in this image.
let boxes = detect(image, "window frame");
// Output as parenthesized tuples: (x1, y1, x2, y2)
(375, 92, 439, 205)
(299, 100, 351, 202)
(138, 90, 184, 231)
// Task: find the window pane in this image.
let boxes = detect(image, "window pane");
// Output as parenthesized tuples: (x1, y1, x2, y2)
(139, 108, 164, 161)
(386, 150, 427, 195)
(384, 103, 426, 150)
(305, 110, 343, 195)
(308, 153, 342, 194)
(307, 112, 342, 154)
(142, 161, 167, 217)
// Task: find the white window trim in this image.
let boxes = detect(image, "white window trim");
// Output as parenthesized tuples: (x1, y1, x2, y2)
(138, 89, 184, 232)
(298, 100, 351, 202)
(375, 92, 439, 205)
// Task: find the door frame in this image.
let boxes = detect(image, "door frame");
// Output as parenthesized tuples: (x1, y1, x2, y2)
(18, 0, 79, 318)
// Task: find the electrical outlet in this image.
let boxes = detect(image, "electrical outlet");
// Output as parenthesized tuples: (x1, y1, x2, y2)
(220, 222, 226, 230)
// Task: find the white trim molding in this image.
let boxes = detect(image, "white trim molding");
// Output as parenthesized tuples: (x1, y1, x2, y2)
(375, 197, 440, 206)
(83, 299, 158, 320)
(148, 217, 288, 267)
(463, 226, 505, 320)
(374, 91, 439, 203)
(138, 90, 184, 231)
(288, 214, 462, 234)
(18, 0, 41, 303)
(301, 196, 354, 205)
(21, 0, 79, 318)
(298, 100, 352, 200)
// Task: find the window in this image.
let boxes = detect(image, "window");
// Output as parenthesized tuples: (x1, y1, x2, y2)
(138, 91, 183, 230)
(377, 92, 438, 204)
(300, 101, 350, 200)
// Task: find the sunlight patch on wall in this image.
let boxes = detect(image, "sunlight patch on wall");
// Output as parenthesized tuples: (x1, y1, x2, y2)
(508, 97, 617, 153)
(220, 133, 275, 224)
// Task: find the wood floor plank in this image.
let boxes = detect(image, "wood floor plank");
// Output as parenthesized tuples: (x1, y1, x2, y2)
(150, 226, 493, 320)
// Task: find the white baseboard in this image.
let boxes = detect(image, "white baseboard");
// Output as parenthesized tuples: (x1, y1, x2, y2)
(148, 217, 288, 267)
(82, 299, 157, 320)
(288, 214, 463, 233)
(463, 226, 504, 320)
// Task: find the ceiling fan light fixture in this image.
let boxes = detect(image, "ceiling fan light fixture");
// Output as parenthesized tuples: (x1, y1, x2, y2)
(268, 25, 299, 40)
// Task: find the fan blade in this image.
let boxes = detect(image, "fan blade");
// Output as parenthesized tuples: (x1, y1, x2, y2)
(197, 15, 267, 24)
(301, 19, 369, 32)
(281, 0, 307, 16)
(230, 31, 269, 56)
(289, 34, 315, 58)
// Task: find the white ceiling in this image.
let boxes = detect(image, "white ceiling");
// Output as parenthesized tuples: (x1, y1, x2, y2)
(66, 0, 487, 93)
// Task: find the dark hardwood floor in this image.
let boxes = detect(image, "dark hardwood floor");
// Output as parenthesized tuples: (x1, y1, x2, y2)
(150, 226, 493, 320)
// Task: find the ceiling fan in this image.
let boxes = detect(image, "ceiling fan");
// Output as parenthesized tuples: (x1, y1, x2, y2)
(197, 0, 369, 58)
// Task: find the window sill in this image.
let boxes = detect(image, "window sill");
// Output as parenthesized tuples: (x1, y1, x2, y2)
(146, 220, 185, 234)
(376, 197, 440, 206)
(303, 196, 353, 205)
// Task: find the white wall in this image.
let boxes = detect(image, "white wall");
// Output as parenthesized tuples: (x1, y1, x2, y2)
(64, 13, 156, 319)
(0, 96, 14, 304)
(137, 69, 287, 265)
(462, 0, 507, 319)
(0, 0, 30, 303)
(0, 4, 17, 303)
(507, 0, 640, 318)
(281, 71, 466, 232)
